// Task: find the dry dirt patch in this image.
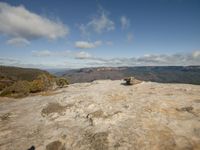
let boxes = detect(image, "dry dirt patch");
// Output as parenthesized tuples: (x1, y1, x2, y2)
(41, 102, 72, 116)
(46, 140, 65, 150)
(194, 99, 200, 103)
(83, 131, 109, 150)
(0, 112, 12, 121)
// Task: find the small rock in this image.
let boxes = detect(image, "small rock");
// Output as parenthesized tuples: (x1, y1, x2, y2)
(123, 77, 142, 85)
(27, 145, 35, 150)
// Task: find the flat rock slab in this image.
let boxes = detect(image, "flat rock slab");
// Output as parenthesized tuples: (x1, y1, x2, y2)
(0, 80, 200, 150)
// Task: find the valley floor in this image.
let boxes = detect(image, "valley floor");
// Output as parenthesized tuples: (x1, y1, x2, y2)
(0, 80, 200, 150)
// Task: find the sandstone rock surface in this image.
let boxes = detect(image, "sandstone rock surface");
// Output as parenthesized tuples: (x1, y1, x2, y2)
(0, 80, 200, 150)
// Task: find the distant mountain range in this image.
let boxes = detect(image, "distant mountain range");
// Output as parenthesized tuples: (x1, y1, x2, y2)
(58, 66, 200, 85)
(1, 66, 200, 86)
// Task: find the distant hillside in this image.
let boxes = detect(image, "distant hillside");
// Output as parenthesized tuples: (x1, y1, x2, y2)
(0, 66, 51, 81)
(0, 66, 53, 90)
(60, 66, 200, 85)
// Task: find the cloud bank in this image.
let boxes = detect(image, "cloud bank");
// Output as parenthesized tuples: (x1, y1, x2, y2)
(0, 2, 68, 45)
(75, 51, 200, 67)
(1, 51, 200, 68)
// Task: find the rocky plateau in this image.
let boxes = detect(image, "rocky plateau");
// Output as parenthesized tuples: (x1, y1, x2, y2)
(0, 80, 200, 150)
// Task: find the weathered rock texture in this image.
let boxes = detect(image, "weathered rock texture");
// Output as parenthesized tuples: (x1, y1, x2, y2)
(0, 80, 200, 150)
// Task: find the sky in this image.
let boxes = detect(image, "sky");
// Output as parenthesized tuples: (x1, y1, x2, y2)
(0, 0, 200, 69)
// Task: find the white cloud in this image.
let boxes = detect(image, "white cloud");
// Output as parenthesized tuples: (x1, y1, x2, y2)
(79, 10, 115, 35)
(75, 41, 102, 49)
(75, 51, 92, 59)
(6, 37, 30, 46)
(0, 2, 69, 44)
(89, 13, 115, 33)
(192, 51, 200, 58)
(120, 16, 130, 29)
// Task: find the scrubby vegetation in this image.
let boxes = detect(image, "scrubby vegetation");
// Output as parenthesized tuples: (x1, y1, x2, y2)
(30, 74, 54, 93)
(0, 76, 14, 91)
(0, 68, 69, 98)
(0, 81, 31, 98)
(0, 83, 4, 91)
(56, 77, 69, 88)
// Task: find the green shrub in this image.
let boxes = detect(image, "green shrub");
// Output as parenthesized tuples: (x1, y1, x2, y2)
(0, 78, 14, 91)
(56, 78, 69, 88)
(30, 80, 46, 93)
(37, 74, 53, 85)
(0, 81, 31, 98)
(30, 74, 54, 93)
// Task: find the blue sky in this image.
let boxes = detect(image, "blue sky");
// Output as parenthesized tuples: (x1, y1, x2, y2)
(0, 0, 200, 68)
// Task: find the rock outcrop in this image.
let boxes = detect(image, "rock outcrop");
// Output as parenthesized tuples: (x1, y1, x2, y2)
(0, 80, 200, 150)
(123, 77, 142, 85)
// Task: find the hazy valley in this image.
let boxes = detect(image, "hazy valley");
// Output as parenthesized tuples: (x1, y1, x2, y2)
(55, 66, 200, 85)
